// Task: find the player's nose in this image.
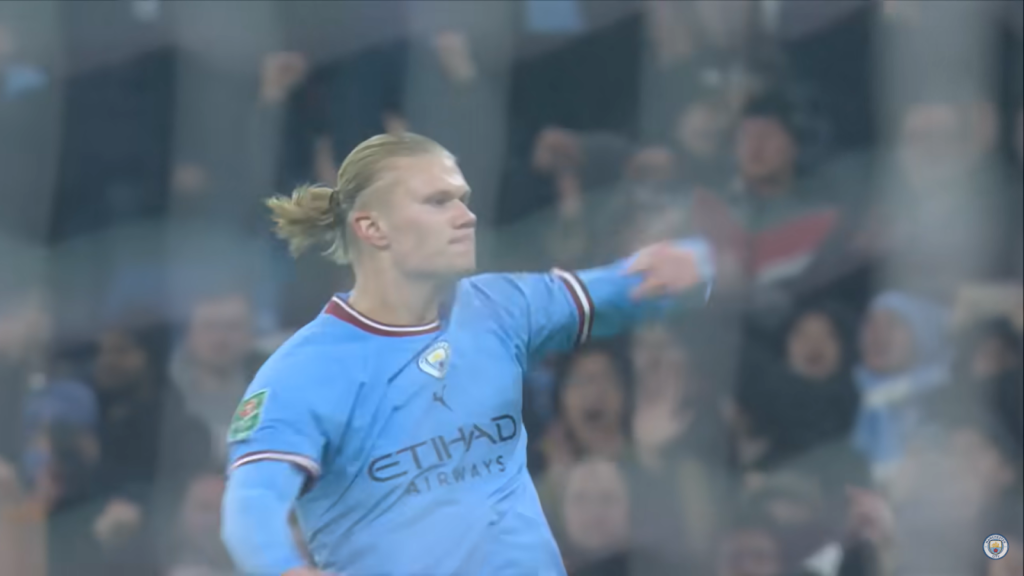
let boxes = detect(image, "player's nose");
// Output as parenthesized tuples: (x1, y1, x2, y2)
(453, 201, 477, 229)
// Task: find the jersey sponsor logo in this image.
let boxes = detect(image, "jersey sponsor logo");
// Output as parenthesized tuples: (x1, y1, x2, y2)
(400, 455, 508, 497)
(418, 341, 450, 379)
(367, 414, 518, 495)
(227, 389, 269, 442)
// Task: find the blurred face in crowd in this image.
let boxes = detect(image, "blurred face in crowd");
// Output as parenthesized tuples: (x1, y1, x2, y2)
(718, 527, 783, 576)
(0, 293, 51, 362)
(562, 459, 630, 554)
(94, 330, 150, 392)
(631, 324, 689, 408)
(969, 333, 1020, 381)
(947, 427, 1017, 505)
(859, 308, 916, 375)
(787, 312, 844, 381)
(676, 99, 731, 160)
(186, 293, 253, 371)
(359, 153, 477, 279)
(561, 350, 626, 456)
(899, 102, 971, 188)
(181, 474, 226, 537)
(38, 424, 101, 507)
(737, 117, 797, 193)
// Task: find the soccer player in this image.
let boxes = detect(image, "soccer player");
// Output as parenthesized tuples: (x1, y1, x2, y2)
(220, 133, 714, 576)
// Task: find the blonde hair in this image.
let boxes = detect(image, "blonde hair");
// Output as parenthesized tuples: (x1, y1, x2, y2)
(266, 132, 448, 264)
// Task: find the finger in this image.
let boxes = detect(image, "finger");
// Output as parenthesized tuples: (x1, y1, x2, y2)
(625, 249, 656, 275)
(630, 276, 667, 300)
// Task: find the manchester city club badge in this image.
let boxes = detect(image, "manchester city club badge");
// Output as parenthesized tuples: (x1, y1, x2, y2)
(419, 341, 450, 379)
(984, 533, 1009, 560)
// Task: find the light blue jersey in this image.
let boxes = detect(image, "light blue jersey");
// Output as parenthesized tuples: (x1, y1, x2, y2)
(225, 239, 713, 575)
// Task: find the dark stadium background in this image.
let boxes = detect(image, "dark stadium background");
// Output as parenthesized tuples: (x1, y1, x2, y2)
(1, 1, 1022, 575)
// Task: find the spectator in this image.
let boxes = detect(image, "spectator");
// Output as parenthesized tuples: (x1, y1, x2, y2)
(93, 323, 209, 491)
(539, 342, 630, 476)
(36, 422, 158, 576)
(21, 375, 99, 487)
(559, 458, 631, 573)
(0, 287, 48, 462)
(671, 94, 735, 189)
(741, 472, 846, 575)
(92, 321, 212, 572)
(740, 302, 860, 463)
(166, 473, 234, 576)
(852, 291, 951, 482)
(931, 317, 1024, 451)
(630, 323, 720, 467)
(955, 318, 1022, 382)
(690, 92, 840, 295)
(873, 93, 1016, 299)
(891, 408, 1022, 576)
(624, 323, 725, 573)
(716, 509, 786, 576)
(551, 457, 676, 576)
(170, 292, 264, 465)
(835, 486, 895, 576)
(1, 454, 42, 576)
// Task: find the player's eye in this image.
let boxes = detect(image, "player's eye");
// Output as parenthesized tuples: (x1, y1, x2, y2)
(425, 191, 452, 206)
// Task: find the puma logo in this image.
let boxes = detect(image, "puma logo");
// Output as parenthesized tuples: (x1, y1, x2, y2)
(432, 385, 452, 411)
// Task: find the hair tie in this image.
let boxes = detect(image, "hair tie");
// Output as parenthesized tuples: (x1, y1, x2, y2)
(328, 187, 343, 214)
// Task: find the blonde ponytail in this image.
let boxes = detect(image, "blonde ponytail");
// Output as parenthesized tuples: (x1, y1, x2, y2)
(266, 184, 349, 263)
(265, 132, 450, 264)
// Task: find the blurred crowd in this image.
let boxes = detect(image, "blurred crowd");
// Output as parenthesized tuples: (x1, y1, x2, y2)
(1, 1, 1022, 575)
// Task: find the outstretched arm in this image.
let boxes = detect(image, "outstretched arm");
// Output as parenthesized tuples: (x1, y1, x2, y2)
(569, 237, 714, 342)
(472, 237, 714, 358)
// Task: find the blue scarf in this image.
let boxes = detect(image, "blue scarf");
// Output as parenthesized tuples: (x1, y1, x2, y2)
(852, 292, 951, 470)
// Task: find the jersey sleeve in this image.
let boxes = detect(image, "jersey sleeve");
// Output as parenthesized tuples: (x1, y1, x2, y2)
(225, 354, 330, 483)
(474, 237, 714, 358)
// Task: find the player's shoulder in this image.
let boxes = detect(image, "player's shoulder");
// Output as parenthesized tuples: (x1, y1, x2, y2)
(246, 314, 370, 400)
(458, 272, 546, 305)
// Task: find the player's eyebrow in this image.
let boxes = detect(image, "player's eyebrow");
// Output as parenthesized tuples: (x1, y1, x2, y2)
(428, 188, 471, 203)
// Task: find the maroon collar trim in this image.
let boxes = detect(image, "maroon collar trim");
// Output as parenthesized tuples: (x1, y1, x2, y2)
(323, 296, 440, 337)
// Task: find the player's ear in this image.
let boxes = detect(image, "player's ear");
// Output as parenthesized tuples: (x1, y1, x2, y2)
(350, 210, 389, 250)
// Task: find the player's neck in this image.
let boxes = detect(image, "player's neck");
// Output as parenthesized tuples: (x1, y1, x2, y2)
(348, 267, 446, 327)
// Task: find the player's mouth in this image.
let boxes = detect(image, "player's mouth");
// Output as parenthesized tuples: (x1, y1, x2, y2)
(450, 233, 475, 245)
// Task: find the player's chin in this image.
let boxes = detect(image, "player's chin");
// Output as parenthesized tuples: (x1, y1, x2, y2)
(451, 256, 477, 277)
(432, 255, 476, 278)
